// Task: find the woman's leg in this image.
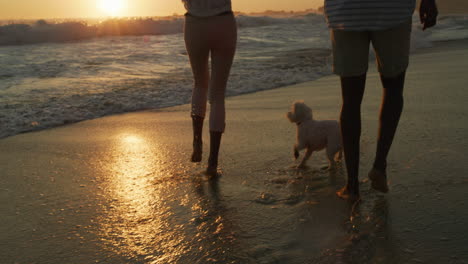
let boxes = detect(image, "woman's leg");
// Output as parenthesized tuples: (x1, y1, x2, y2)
(184, 17, 210, 162)
(208, 14, 237, 133)
(206, 14, 237, 175)
(191, 115, 204, 162)
(338, 74, 366, 198)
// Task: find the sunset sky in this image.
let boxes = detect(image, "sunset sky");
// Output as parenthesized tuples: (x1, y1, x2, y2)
(0, 0, 323, 19)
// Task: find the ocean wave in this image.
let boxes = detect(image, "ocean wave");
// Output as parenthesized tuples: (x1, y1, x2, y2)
(0, 18, 182, 46)
(0, 14, 321, 46)
(0, 47, 332, 139)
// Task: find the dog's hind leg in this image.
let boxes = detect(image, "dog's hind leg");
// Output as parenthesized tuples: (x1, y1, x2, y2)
(336, 149, 343, 162)
(298, 148, 313, 168)
(326, 147, 338, 170)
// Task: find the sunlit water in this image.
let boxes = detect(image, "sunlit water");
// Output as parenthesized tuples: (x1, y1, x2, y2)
(0, 120, 354, 264)
(1, 14, 468, 138)
(3, 117, 467, 263)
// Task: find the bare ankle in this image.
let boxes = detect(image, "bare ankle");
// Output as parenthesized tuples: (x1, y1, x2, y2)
(373, 160, 387, 172)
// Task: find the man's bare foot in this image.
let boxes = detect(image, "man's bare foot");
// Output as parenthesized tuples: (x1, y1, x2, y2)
(336, 186, 360, 202)
(297, 163, 307, 169)
(191, 140, 202, 162)
(206, 165, 218, 178)
(368, 168, 389, 193)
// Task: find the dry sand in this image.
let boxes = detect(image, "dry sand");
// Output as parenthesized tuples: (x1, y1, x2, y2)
(1, 40, 468, 263)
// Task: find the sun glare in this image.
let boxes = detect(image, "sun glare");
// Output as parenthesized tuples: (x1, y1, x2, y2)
(98, 0, 127, 16)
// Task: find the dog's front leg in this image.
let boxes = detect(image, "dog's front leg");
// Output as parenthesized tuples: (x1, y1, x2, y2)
(294, 142, 306, 160)
(298, 148, 313, 168)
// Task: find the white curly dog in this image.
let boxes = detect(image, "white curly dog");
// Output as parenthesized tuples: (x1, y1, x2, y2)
(286, 101, 343, 169)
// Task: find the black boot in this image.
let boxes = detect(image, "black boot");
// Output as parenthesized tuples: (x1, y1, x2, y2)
(191, 115, 204, 162)
(206, 131, 222, 177)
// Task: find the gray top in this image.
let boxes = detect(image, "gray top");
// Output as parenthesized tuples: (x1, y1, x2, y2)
(324, 0, 416, 31)
(182, 0, 232, 17)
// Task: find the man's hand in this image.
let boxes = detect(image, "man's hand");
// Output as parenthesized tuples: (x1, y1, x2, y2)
(420, 0, 438, 30)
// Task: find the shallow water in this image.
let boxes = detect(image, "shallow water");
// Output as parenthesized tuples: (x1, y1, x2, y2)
(3, 105, 466, 264)
(1, 14, 468, 139)
(0, 106, 353, 264)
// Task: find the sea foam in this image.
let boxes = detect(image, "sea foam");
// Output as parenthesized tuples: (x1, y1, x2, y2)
(0, 14, 317, 46)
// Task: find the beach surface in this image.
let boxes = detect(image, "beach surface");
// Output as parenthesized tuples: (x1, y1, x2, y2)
(1, 40, 468, 264)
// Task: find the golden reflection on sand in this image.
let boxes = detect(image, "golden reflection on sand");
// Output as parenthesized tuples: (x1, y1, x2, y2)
(113, 134, 153, 216)
(97, 132, 187, 262)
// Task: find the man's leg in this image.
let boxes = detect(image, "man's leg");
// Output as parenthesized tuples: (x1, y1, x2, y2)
(338, 74, 366, 198)
(370, 20, 412, 192)
(368, 72, 405, 192)
(330, 29, 370, 200)
(374, 71, 405, 172)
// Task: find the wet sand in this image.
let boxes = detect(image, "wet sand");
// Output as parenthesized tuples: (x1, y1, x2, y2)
(1, 40, 468, 263)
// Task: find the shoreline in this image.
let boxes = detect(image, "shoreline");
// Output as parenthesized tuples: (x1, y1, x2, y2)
(2, 37, 468, 141)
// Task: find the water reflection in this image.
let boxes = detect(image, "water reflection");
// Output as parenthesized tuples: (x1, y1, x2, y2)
(98, 132, 189, 263)
(112, 134, 154, 217)
(337, 196, 401, 263)
(95, 133, 245, 263)
(188, 177, 246, 263)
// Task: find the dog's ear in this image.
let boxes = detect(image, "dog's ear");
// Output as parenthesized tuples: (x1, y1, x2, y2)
(291, 101, 312, 122)
(293, 100, 305, 112)
(286, 112, 295, 123)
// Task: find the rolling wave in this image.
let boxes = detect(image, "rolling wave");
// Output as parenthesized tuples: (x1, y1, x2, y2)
(0, 14, 320, 46)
